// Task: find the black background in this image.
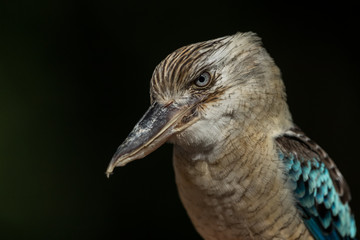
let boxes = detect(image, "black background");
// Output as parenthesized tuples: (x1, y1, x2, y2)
(1, 1, 359, 239)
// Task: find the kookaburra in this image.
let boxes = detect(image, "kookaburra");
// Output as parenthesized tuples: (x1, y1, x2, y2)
(106, 32, 357, 240)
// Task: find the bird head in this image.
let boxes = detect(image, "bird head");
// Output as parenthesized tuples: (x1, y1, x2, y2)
(106, 32, 292, 176)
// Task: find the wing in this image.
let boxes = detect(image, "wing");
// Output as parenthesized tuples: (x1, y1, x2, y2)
(275, 127, 357, 239)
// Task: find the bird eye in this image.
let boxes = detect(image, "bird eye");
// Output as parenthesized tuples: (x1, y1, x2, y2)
(194, 72, 211, 87)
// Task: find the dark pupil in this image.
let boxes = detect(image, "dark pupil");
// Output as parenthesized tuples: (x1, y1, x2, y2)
(198, 75, 206, 82)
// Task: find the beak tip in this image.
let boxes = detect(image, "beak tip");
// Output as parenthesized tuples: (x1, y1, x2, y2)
(105, 171, 112, 178)
(105, 162, 116, 178)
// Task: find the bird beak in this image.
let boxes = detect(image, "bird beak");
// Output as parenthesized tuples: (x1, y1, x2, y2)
(106, 101, 197, 177)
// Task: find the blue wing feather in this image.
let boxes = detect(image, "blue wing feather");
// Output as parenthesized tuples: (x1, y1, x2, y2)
(276, 128, 357, 239)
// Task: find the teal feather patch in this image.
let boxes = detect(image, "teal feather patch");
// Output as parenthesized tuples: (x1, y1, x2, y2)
(276, 128, 357, 239)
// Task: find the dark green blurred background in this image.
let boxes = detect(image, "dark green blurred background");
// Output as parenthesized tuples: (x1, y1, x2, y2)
(0, 1, 359, 239)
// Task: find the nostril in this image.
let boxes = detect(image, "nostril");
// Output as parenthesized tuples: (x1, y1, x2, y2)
(164, 100, 174, 108)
